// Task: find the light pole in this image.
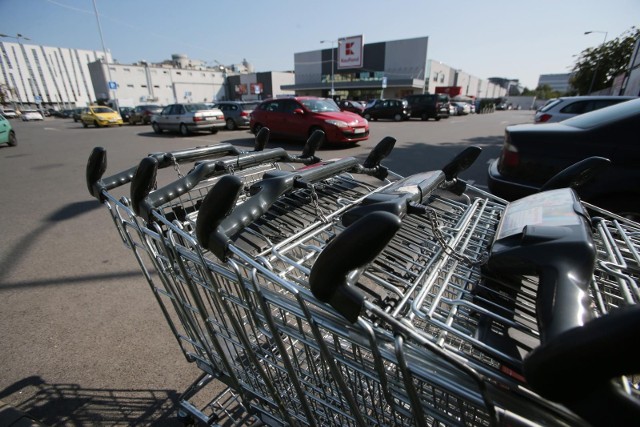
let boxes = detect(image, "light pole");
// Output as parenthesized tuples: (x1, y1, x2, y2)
(320, 40, 337, 97)
(584, 30, 608, 94)
(93, 0, 118, 110)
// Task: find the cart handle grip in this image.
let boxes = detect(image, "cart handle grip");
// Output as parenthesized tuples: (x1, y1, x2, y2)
(539, 156, 610, 192)
(196, 137, 396, 260)
(524, 305, 640, 425)
(131, 131, 322, 221)
(341, 146, 481, 226)
(309, 211, 402, 322)
(86, 141, 256, 202)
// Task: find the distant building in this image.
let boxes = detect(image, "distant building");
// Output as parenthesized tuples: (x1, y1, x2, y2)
(0, 41, 111, 109)
(488, 77, 523, 96)
(426, 60, 505, 99)
(537, 73, 573, 93)
(88, 55, 227, 107)
(226, 71, 295, 101)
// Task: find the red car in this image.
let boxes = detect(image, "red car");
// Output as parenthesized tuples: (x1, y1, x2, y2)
(250, 97, 369, 146)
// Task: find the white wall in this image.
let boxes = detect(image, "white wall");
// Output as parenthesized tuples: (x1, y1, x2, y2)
(0, 41, 110, 107)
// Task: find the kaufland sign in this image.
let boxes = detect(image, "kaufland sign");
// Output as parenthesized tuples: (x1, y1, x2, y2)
(338, 35, 364, 69)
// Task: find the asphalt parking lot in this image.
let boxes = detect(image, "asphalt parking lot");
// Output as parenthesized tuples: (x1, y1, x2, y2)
(0, 110, 534, 425)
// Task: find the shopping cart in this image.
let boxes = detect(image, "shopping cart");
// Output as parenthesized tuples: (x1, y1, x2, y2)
(87, 133, 640, 426)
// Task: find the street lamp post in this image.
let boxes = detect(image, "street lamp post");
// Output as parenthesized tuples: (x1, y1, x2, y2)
(584, 30, 608, 95)
(320, 40, 337, 97)
(92, 0, 118, 111)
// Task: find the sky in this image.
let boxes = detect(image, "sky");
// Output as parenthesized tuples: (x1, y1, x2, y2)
(0, 0, 638, 90)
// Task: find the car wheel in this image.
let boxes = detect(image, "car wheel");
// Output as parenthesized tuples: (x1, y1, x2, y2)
(364, 113, 371, 120)
(179, 123, 190, 136)
(435, 117, 441, 121)
(394, 113, 402, 122)
(94, 120, 101, 128)
(82, 121, 88, 128)
(8, 131, 17, 146)
(152, 122, 162, 134)
(252, 123, 263, 135)
(420, 113, 428, 121)
(210, 128, 219, 134)
(226, 118, 236, 131)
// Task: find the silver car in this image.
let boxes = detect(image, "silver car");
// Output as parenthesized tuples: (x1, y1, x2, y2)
(214, 101, 260, 130)
(151, 103, 225, 136)
(534, 95, 636, 123)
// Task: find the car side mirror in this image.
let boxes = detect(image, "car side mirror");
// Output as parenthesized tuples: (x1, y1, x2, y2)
(293, 108, 304, 115)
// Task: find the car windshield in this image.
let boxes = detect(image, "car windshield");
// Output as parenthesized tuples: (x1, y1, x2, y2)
(92, 107, 113, 113)
(300, 98, 340, 113)
(561, 98, 639, 129)
(185, 103, 212, 112)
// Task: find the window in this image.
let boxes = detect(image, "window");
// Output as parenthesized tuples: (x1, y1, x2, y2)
(560, 101, 587, 115)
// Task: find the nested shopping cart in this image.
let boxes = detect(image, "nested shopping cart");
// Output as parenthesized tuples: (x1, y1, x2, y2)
(87, 133, 640, 426)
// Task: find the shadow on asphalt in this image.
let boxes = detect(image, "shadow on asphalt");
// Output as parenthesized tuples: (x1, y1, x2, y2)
(0, 376, 181, 426)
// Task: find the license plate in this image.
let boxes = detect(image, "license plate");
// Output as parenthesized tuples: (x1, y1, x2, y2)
(353, 128, 365, 134)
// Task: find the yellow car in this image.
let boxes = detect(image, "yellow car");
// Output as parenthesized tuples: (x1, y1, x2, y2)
(81, 105, 123, 128)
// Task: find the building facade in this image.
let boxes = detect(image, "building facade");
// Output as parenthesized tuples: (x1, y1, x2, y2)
(284, 36, 506, 102)
(88, 55, 227, 107)
(537, 73, 573, 93)
(226, 71, 295, 101)
(284, 36, 429, 100)
(0, 41, 111, 109)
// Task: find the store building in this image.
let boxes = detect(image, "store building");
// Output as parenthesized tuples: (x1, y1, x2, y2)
(283, 36, 506, 101)
(283, 36, 429, 100)
(0, 41, 110, 109)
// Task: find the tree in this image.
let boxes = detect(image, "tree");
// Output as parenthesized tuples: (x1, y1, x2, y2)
(571, 27, 639, 95)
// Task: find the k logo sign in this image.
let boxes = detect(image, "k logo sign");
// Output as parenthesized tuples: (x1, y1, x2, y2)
(345, 42, 355, 56)
(338, 35, 364, 69)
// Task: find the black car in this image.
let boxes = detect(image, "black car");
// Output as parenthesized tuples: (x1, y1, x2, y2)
(119, 107, 133, 123)
(404, 93, 450, 121)
(129, 104, 163, 125)
(362, 99, 411, 121)
(337, 99, 365, 115)
(487, 97, 640, 219)
(72, 107, 87, 122)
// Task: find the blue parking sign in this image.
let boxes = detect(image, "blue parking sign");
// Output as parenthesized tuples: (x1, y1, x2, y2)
(108, 81, 117, 90)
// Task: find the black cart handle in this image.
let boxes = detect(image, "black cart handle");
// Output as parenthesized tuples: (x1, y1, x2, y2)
(196, 137, 396, 261)
(309, 211, 402, 322)
(539, 156, 610, 192)
(342, 146, 481, 226)
(131, 129, 323, 221)
(524, 305, 640, 426)
(86, 142, 254, 202)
